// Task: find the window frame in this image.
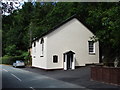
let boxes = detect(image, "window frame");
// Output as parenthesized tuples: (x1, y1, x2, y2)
(88, 41, 95, 54)
(33, 42, 36, 53)
(40, 38, 44, 57)
(53, 55, 58, 63)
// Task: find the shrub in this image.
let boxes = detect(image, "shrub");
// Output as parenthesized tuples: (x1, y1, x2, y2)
(1, 51, 31, 65)
(1, 55, 24, 65)
(21, 52, 29, 60)
(1, 55, 13, 65)
(21, 51, 31, 66)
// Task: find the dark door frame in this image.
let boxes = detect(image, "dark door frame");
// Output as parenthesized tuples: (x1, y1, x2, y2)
(63, 51, 75, 70)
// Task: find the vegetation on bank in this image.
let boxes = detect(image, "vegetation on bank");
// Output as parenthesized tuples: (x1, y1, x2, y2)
(2, 2, 120, 66)
(0, 52, 31, 65)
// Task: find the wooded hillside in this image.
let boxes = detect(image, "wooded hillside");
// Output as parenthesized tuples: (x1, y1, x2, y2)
(2, 2, 120, 65)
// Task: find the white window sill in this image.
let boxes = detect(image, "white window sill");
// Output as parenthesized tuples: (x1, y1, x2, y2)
(89, 53, 95, 55)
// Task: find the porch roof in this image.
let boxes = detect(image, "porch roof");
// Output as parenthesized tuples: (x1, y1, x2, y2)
(64, 50, 75, 55)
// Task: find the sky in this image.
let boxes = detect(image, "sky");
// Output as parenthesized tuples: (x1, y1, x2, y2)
(2, 0, 28, 9)
(1, 0, 120, 15)
(1, 0, 29, 15)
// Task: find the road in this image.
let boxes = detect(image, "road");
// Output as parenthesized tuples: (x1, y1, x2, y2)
(1, 65, 87, 89)
(19, 65, 120, 89)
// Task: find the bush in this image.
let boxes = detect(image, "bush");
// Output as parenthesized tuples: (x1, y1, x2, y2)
(1, 55, 13, 65)
(1, 51, 31, 65)
(21, 51, 31, 65)
(103, 56, 120, 67)
(21, 52, 29, 60)
(1, 55, 24, 65)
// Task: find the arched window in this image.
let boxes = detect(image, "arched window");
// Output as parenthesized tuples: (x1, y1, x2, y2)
(34, 42, 36, 47)
(40, 38, 44, 56)
(34, 42, 36, 53)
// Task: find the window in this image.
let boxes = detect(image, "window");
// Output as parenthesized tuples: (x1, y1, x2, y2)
(33, 42, 36, 47)
(40, 38, 44, 56)
(53, 55, 58, 63)
(88, 41, 95, 54)
(34, 42, 36, 53)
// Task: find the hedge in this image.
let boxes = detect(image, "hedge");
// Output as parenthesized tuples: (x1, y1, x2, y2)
(0, 55, 24, 65)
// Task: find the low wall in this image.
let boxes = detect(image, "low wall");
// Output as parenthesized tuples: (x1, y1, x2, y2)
(91, 66, 120, 85)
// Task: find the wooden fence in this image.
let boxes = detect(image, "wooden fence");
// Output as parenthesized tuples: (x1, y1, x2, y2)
(91, 66, 120, 85)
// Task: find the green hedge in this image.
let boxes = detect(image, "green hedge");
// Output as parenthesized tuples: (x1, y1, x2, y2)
(0, 55, 24, 65)
(0, 51, 31, 65)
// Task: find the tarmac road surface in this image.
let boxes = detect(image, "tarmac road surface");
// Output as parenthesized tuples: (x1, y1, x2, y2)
(1, 65, 88, 89)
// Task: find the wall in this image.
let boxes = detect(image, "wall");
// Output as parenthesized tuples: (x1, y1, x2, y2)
(46, 18, 99, 69)
(31, 37, 47, 69)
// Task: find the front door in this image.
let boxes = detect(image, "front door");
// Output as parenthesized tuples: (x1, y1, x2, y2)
(67, 54, 73, 69)
(64, 51, 75, 70)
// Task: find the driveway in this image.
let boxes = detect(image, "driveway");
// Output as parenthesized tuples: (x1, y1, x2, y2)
(20, 65, 120, 89)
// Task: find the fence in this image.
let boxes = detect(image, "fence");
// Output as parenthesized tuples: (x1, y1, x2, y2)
(91, 66, 120, 85)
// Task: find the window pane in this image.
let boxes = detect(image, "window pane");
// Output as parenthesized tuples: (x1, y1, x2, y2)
(53, 55, 58, 63)
(89, 41, 94, 53)
(40, 38, 44, 56)
(89, 48, 93, 52)
(34, 42, 36, 47)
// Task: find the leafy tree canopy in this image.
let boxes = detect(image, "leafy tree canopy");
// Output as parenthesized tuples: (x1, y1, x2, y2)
(2, 2, 120, 62)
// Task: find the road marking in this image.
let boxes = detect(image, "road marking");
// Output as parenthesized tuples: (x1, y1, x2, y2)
(29, 87, 35, 90)
(11, 73, 22, 82)
(3, 69, 8, 72)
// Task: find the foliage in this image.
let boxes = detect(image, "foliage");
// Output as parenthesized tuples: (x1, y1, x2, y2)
(0, 55, 12, 64)
(1, 1, 24, 15)
(1, 52, 30, 65)
(2, 2, 120, 65)
(1, 55, 23, 65)
(21, 51, 30, 60)
(5, 45, 17, 56)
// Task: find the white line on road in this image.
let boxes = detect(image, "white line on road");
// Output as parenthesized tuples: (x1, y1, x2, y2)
(3, 69, 8, 72)
(11, 73, 22, 82)
(29, 87, 35, 90)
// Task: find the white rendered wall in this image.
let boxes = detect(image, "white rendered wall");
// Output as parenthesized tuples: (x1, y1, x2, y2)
(31, 37, 47, 69)
(46, 18, 99, 69)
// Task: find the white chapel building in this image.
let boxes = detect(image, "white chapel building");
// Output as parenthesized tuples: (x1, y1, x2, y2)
(31, 16, 99, 70)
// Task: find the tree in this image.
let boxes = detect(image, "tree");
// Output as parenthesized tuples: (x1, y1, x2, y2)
(2, 2, 120, 65)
